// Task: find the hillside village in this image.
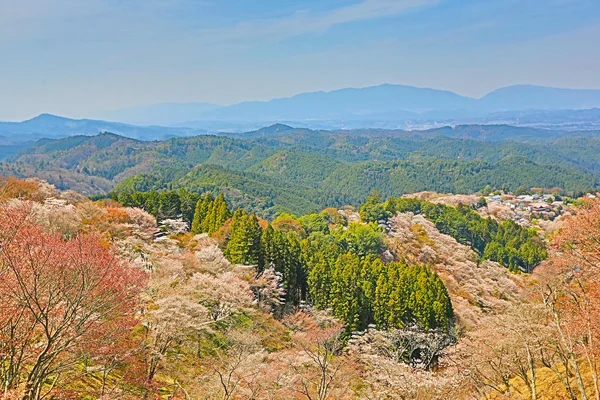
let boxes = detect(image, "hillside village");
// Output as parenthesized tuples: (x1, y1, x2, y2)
(483, 192, 599, 230)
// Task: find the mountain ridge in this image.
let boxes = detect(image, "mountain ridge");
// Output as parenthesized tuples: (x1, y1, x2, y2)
(2, 127, 599, 217)
(90, 83, 600, 128)
(0, 114, 210, 143)
(3, 84, 600, 140)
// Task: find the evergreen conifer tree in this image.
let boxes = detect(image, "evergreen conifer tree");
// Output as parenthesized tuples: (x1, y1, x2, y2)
(203, 193, 231, 234)
(260, 224, 276, 272)
(224, 210, 262, 266)
(191, 193, 213, 234)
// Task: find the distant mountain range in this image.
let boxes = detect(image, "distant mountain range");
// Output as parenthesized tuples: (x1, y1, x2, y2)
(1, 84, 600, 142)
(94, 84, 600, 129)
(0, 114, 209, 143)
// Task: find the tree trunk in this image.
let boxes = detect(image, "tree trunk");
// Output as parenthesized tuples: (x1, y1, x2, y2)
(527, 345, 537, 400)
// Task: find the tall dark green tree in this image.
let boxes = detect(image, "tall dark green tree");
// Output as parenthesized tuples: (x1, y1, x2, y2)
(225, 210, 262, 266)
(301, 232, 340, 309)
(374, 262, 453, 332)
(202, 193, 231, 234)
(191, 193, 214, 234)
(260, 224, 277, 272)
(117, 192, 134, 207)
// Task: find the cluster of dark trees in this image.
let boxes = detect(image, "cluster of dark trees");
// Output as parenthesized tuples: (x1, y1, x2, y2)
(113, 188, 546, 335)
(191, 193, 231, 234)
(301, 232, 453, 334)
(382, 197, 547, 272)
(114, 189, 455, 334)
(219, 207, 454, 334)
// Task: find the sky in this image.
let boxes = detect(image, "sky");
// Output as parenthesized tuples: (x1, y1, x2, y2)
(1, 0, 600, 121)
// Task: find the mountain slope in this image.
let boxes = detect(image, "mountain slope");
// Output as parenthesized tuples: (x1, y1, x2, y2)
(196, 84, 476, 121)
(3, 85, 600, 136)
(155, 84, 600, 126)
(0, 114, 208, 143)
(3, 129, 599, 217)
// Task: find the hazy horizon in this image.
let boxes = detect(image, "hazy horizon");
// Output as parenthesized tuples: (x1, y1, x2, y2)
(2, 0, 600, 121)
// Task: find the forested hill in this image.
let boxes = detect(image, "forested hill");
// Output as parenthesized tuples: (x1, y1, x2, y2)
(1, 127, 599, 217)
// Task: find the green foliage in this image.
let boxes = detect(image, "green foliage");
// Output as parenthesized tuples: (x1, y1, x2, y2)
(201, 193, 232, 234)
(302, 232, 340, 309)
(115, 189, 200, 223)
(358, 190, 392, 223)
(302, 244, 454, 334)
(480, 185, 494, 196)
(298, 213, 330, 235)
(515, 185, 532, 196)
(224, 209, 262, 266)
(476, 197, 488, 209)
(114, 174, 164, 193)
(260, 225, 306, 303)
(482, 220, 547, 272)
(320, 207, 347, 227)
(385, 198, 547, 272)
(374, 263, 454, 331)
(329, 252, 376, 332)
(115, 188, 226, 231)
(340, 222, 385, 257)
(178, 189, 201, 226)
(246, 149, 346, 188)
(158, 191, 181, 220)
(191, 193, 214, 234)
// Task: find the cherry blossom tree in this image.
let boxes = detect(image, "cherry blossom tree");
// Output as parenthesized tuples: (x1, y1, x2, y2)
(0, 205, 146, 399)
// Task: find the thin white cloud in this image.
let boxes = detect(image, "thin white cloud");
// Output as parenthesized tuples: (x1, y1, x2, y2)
(0, 0, 204, 43)
(203, 0, 438, 43)
(0, 0, 435, 47)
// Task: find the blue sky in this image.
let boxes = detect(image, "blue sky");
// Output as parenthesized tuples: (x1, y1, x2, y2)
(1, 0, 599, 120)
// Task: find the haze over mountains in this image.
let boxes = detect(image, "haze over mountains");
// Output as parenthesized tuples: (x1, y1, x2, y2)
(95, 84, 600, 129)
(1, 84, 600, 144)
(0, 113, 210, 143)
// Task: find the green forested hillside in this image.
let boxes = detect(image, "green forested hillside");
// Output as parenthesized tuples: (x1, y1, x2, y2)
(2, 127, 599, 216)
(322, 157, 596, 201)
(246, 150, 347, 187)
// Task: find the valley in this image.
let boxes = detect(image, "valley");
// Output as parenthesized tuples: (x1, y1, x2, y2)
(1, 172, 597, 399)
(1, 125, 599, 219)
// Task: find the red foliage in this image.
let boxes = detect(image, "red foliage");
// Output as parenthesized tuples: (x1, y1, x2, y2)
(552, 197, 600, 272)
(0, 204, 147, 398)
(530, 197, 600, 399)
